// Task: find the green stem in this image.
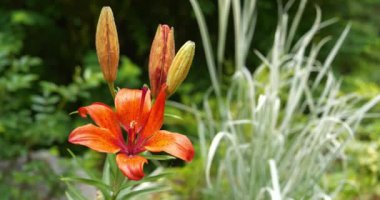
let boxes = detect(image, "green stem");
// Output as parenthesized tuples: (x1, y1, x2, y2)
(107, 82, 116, 99)
(104, 154, 125, 200)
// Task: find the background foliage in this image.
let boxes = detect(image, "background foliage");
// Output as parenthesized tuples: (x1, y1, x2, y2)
(0, 0, 378, 199)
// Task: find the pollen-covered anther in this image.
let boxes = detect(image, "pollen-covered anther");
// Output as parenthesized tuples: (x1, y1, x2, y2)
(129, 121, 137, 129)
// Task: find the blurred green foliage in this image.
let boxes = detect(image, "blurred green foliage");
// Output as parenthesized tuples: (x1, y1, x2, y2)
(314, 1, 380, 198)
(0, 0, 379, 199)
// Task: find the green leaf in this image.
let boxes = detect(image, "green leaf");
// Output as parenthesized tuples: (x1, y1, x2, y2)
(47, 95, 60, 104)
(61, 177, 111, 199)
(11, 10, 48, 26)
(67, 149, 76, 158)
(64, 183, 88, 200)
(104, 153, 126, 198)
(31, 95, 47, 104)
(107, 154, 118, 173)
(164, 113, 183, 120)
(65, 192, 75, 200)
(102, 155, 111, 185)
(116, 186, 170, 200)
(69, 110, 79, 115)
(143, 154, 176, 160)
(66, 149, 97, 179)
(119, 173, 171, 190)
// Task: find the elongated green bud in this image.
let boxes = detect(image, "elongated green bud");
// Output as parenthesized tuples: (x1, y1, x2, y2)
(166, 41, 195, 96)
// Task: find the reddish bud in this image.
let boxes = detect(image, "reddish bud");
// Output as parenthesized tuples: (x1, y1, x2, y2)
(148, 24, 175, 97)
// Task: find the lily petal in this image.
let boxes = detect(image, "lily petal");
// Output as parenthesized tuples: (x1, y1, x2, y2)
(139, 85, 167, 140)
(116, 154, 148, 180)
(144, 130, 194, 162)
(78, 103, 123, 142)
(115, 88, 151, 131)
(69, 124, 122, 153)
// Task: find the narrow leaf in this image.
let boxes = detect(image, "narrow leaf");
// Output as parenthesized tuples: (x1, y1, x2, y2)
(143, 154, 176, 160)
(120, 173, 171, 190)
(65, 183, 88, 200)
(117, 186, 170, 200)
(62, 177, 111, 199)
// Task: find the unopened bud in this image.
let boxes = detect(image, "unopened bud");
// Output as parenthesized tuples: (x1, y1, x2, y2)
(96, 6, 119, 83)
(149, 24, 175, 98)
(166, 41, 195, 96)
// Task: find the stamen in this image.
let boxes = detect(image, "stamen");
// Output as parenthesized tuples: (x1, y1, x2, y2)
(128, 121, 137, 146)
(133, 86, 149, 146)
(137, 86, 148, 123)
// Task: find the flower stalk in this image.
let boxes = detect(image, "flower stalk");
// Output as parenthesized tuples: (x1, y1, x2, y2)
(107, 82, 116, 99)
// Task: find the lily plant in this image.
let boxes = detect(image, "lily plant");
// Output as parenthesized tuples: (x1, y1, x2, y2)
(63, 6, 195, 200)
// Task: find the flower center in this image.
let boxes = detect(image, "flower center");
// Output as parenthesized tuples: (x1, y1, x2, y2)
(126, 86, 149, 155)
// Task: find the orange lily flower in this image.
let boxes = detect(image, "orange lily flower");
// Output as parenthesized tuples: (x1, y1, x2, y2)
(69, 84, 194, 180)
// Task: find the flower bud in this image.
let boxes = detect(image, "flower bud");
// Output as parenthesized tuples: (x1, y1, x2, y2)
(96, 6, 119, 83)
(166, 41, 195, 96)
(149, 24, 175, 98)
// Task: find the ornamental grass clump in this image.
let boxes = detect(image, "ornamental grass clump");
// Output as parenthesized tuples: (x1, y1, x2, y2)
(184, 0, 380, 199)
(63, 6, 195, 200)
